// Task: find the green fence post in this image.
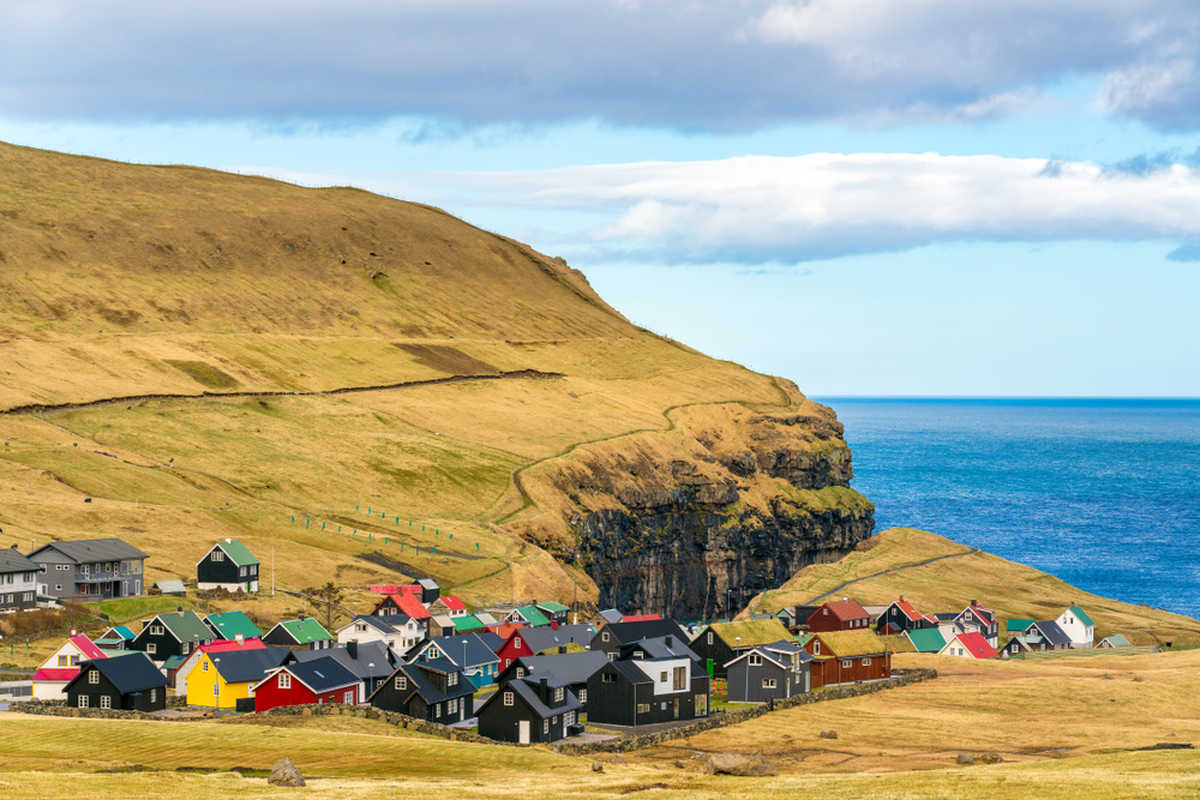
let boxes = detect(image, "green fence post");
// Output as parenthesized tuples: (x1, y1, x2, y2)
(355, 504, 359, 511)
(305, 518, 310, 527)
(421, 524, 425, 531)
(431, 545, 436, 553)
(385, 537, 388, 544)
(369, 533, 373, 541)
(368, 507, 372, 514)
(475, 542, 480, 551)
(338, 526, 342, 532)
(448, 533, 453, 541)
(291, 515, 295, 524)
(321, 521, 326, 529)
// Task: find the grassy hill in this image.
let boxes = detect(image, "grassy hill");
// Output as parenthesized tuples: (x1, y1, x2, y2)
(0, 141, 871, 624)
(747, 527, 1200, 646)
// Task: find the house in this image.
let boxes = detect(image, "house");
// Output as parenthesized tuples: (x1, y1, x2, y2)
(586, 646, 710, 726)
(195, 538, 260, 592)
(803, 630, 891, 688)
(807, 599, 871, 633)
(939, 631, 998, 659)
(262, 616, 333, 650)
(94, 624, 136, 650)
(495, 650, 608, 711)
(1000, 633, 1043, 658)
(371, 592, 431, 630)
(536, 600, 570, 625)
(203, 610, 262, 641)
(65, 652, 166, 711)
(780, 605, 821, 633)
(1055, 604, 1095, 648)
(953, 601, 999, 647)
(32, 632, 108, 700)
(903, 627, 948, 654)
(152, 579, 186, 596)
(875, 596, 939, 635)
(130, 609, 214, 663)
(428, 594, 468, 618)
(589, 618, 689, 658)
(294, 640, 400, 703)
(1005, 618, 1037, 636)
(452, 614, 484, 633)
(368, 658, 475, 724)
(0, 546, 40, 612)
(27, 537, 147, 600)
(185, 646, 291, 708)
(725, 640, 812, 702)
(1097, 633, 1133, 648)
(428, 614, 456, 638)
(496, 624, 596, 670)
(416, 578, 440, 604)
(505, 605, 551, 628)
(1030, 619, 1073, 650)
(476, 676, 583, 743)
(409, 633, 501, 687)
(689, 619, 793, 678)
(173, 636, 266, 693)
(337, 614, 423, 652)
(252, 656, 360, 712)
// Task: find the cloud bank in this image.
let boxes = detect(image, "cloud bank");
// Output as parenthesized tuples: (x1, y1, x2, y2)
(247, 152, 1200, 264)
(3, 0, 1199, 130)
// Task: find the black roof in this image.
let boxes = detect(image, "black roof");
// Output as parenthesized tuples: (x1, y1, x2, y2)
(519, 624, 595, 654)
(209, 647, 292, 683)
(599, 619, 687, 645)
(414, 634, 501, 668)
(295, 641, 399, 680)
(0, 547, 38, 574)
(76, 652, 166, 694)
(354, 613, 414, 633)
(1034, 619, 1073, 647)
(368, 659, 473, 706)
(502, 650, 609, 685)
(606, 659, 654, 685)
(619, 635, 699, 663)
(30, 537, 148, 564)
(480, 677, 582, 720)
(476, 631, 506, 654)
(281, 655, 359, 693)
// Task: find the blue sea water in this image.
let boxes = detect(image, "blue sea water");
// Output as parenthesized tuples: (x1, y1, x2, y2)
(818, 398, 1200, 620)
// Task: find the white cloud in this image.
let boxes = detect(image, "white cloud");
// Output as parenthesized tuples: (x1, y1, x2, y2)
(242, 152, 1200, 263)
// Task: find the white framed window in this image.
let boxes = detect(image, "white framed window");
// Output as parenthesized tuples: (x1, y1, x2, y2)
(202, 661, 209, 672)
(344, 691, 355, 703)
(448, 672, 458, 686)
(150, 689, 157, 703)
(543, 719, 550, 734)
(55, 584, 63, 591)
(150, 624, 164, 636)
(434, 703, 441, 716)
(564, 710, 575, 726)
(448, 698, 458, 713)
(578, 688, 587, 703)
(554, 687, 564, 702)
(762, 678, 777, 689)
(213, 684, 219, 697)
(748, 654, 762, 667)
(395, 676, 408, 691)
(513, 637, 522, 649)
(503, 691, 514, 706)
(100, 695, 112, 709)
(636, 703, 649, 713)
(78, 695, 89, 708)
(606, 652, 615, 662)
(841, 659, 852, 669)
(601, 631, 610, 642)
(279, 672, 292, 689)
(516, 667, 526, 678)
(147, 643, 157, 655)
(212, 550, 224, 561)
(706, 631, 713, 645)
(88, 670, 99, 684)
(862, 657, 871, 666)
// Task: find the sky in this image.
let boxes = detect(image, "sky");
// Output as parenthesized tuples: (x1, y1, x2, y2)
(3, 1, 1199, 396)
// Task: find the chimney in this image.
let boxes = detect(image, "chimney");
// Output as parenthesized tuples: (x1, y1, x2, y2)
(971, 599, 978, 607)
(842, 597, 848, 602)
(225, 537, 232, 543)
(177, 606, 183, 612)
(346, 641, 358, 659)
(70, 628, 77, 636)
(9, 544, 16, 550)
(665, 635, 673, 648)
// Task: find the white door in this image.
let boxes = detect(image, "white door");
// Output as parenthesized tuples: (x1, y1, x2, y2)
(518, 720, 530, 744)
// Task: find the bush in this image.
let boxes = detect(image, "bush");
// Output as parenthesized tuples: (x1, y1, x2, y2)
(0, 602, 94, 639)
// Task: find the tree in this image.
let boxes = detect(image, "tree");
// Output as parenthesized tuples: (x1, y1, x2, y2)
(303, 582, 346, 631)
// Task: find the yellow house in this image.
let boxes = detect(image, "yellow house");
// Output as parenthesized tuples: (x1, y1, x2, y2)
(186, 646, 290, 708)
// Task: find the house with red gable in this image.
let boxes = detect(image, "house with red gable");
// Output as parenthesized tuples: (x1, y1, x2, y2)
(252, 655, 360, 712)
(875, 595, 939, 635)
(939, 631, 998, 659)
(429, 594, 468, 618)
(953, 600, 999, 648)
(807, 599, 871, 633)
(33, 632, 108, 700)
(372, 591, 431, 622)
(172, 636, 266, 694)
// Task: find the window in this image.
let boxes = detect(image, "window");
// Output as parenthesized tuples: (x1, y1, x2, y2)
(659, 671, 667, 682)
(513, 637, 522, 649)
(673, 667, 686, 690)
(660, 701, 668, 711)
(150, 624, 164, 636)
(355, 623, 367, 632)
(564, 710, 575, 726)
(601, 631, 610, 642)
(601, 672, 615, 683)
(554, 687, 564, 702)
(88, 670, 99, 684)
(543, 719, 550, 734)
(56, 584, 63, 591)
(395, 676, 408, 691)
(706, 631, 713, 645)
(80, 565, 89, 577)
(202, 661, 209, 672)
(516, 667, 526, 678)
(70, 656, 79, 666)
(607, 652, 615, 662)
(861, 657, 871, 666)
(57, 655, 68, 667)
(212, 550, 224, 561)
(448, 672, 458, 686)
(78, 695, 89, 708)
(344, 691, 355, 703)
(213, 684, 219, 697)
(240, 566, 247, 576)
(279, 673, 292, 689)
(636, 703, 650, 714)
(503, 691, 514, 706)
(147, 643, 157, 655)
(434, 703, 441, 716)
(841, 659, 852, 669)
(762, 678, 777, 689)
(448, 698, 458, 714)
(578, 688, 587, 703)
(748, 653, 762, 667)
(813, 641, 820, 655)
(150, 688, 157, 703)
(100, 695, 112, 709)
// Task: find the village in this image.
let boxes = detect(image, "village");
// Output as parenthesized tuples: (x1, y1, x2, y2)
(0, 534, 1141, 747)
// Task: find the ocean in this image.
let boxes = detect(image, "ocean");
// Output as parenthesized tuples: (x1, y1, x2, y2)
(819, 398, 1200, 620)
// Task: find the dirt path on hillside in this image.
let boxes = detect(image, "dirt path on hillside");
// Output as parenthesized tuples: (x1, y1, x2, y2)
(802, 548, 980, 605)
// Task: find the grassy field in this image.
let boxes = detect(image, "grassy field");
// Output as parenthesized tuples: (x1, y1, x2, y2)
(750, 527, 1200, 647)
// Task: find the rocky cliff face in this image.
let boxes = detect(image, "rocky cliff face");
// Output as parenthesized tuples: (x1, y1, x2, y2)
(515, 387, 875, 618)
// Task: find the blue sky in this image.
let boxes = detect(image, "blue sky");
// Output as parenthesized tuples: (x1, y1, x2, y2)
(3, 1, 1199, 396)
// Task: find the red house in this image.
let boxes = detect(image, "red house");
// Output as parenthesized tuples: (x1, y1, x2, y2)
(804, 630, 891, 688)
(371, 592, 431, 620)
(807, 598, 871, 632)
(251, 655, 359, 712)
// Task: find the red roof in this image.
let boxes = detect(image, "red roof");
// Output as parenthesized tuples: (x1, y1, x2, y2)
(820, 599, 870, 622)
(485, 622, 526, 639)
(69, 634, 106, 661)
(368, 584, 400, 595)
(955, 631, 998, 659)
(439, 595, 467, 611)
(390, 592, 431, 619)
(620, 614, 663, 622)
(33, 667, 79, 682)
(200, 637, 265, 654)
(398, 584, 422, 595)
(892, 598, 924, 623)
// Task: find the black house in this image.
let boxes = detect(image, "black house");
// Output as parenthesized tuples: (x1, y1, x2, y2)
(417, 578, 440, 604)
(130, 609, 214, 663)
(367, 657, 474, 725)
(586, 653, 710, 727)
(725, 641, 812, 702)
(195, 538, 260, 593)
(589, 619, 688, 658)
(65, 652, 167, 711)
(476, 676, 582, 744)
(294, 641, 399, 703)
(496, 650, 608, 711)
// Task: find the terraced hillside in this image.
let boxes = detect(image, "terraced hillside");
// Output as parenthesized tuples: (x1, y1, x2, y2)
(0, 141, 873, 617)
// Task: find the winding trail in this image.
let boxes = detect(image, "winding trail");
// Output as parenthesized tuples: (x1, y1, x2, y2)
(802, 548, 981, 606)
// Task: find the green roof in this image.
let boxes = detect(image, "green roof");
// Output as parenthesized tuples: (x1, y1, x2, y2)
(707, 619, 793, 648)
(162, 655, 188, 669)
(905, 628, 947, 653)
(515, 605, 551, 627)
(204, 610, 261, 640)
(453, 614, 484, 632)
(214, 539, 259, 567)
(1006, 618, 1037, 633)
(156, 610, 214, 643)
(795, 633, 814, 647)
(279, 617, 331, 644)
(536, 601, 570, 613)
(1068, 604, 1094, 627)
(1099, 633, 1132, 648)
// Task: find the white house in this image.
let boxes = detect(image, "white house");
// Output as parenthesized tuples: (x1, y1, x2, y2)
(32, 632, 108, 700)
(337, 614, 424, 653)
(1055, 604, 1094, 648)
(0, 547, 40, 612)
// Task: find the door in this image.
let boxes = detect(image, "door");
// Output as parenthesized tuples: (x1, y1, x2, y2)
(672, 698, 679, 719)
(518, 720, 530, 744)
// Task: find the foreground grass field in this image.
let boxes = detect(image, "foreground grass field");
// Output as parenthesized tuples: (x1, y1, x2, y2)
(750, 527, 1200, 646)
(1, 650, 1198, 799)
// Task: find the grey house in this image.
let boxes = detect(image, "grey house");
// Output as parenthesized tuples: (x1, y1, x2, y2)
(0, 546, 40, 612)
(725, 641, 812, 702)
(28, 538, 148, 601)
